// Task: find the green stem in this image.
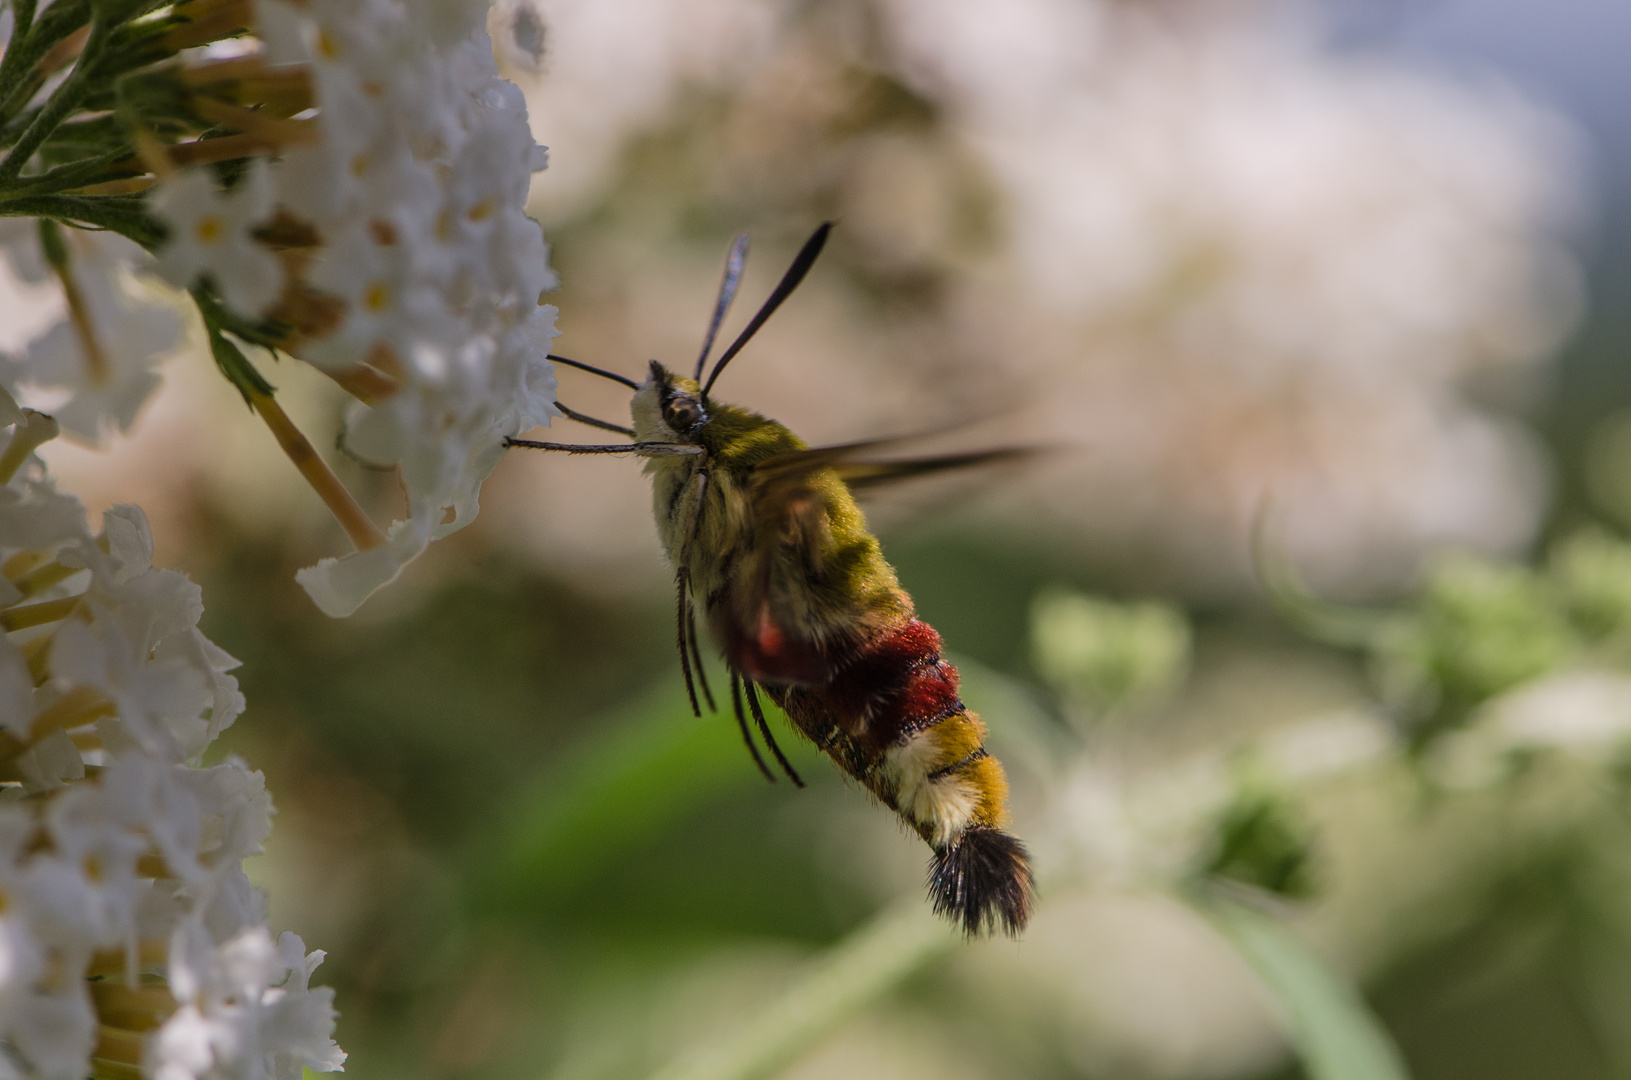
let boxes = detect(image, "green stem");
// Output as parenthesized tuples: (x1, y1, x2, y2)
(0, 109, 36, 152)
(4, 150, 139, 197)
(642, 902, 960, 1080)
(196, 292, 275, 404)
(0, 193, 161, 246)
(13, 0, 39, 44)
(0, 12, 110, 185)
(0, 0, 90, 128)
(39, 113, 130, 151)
(192, 285, 287, 350)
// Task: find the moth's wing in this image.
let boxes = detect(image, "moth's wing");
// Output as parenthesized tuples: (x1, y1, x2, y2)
(794, 449, 1036, 492)
(751, 438, 1036, 492)
(722, 439, 1034, 686)
(747, 439, 1033, 564)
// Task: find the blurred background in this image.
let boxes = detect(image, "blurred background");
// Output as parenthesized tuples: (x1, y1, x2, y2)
(12, 0, 1631, 1076)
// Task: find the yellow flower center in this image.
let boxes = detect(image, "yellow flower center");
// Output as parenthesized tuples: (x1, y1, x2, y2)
(195, 216, 223, 244)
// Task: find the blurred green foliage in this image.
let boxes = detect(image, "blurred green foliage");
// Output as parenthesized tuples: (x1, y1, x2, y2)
(1030, 590, 1191, 719)
(1551, 528, 1631, 641)
(1375, 554, 1580, 737)
(1268, 530, 1631, 751)
(1201, 785, 1319, 901)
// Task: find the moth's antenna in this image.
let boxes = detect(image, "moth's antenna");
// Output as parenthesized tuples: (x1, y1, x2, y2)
(548, 353, 640, 391)
(694, 233, 750, 382)
(556, 400, 635, 437)
(702, 222, 832, 398)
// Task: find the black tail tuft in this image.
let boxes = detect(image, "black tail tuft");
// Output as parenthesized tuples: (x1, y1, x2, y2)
(927, 828, 1035, 937)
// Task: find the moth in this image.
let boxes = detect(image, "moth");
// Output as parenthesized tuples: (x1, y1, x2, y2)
(507, 225, 1034, 936)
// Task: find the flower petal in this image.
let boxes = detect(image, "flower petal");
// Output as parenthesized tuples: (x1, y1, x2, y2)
(294, 517, 432, 617)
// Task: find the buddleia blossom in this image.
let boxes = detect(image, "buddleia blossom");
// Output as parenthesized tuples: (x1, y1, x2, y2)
(0, 228, 184, 444)
(148, 163, 283, 320)
(186, 0, 559, 617)
(0, 404, 343, 1080)
(0, 0, 560, 618)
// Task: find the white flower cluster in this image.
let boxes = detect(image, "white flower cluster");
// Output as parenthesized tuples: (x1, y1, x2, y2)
(0, 401, 343, 1080)
(0, 0, 565, 619)
(0, 228, 183, 445)
(215, 0, 560, 617)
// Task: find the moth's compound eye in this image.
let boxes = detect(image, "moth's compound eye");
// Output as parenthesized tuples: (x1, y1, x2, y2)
(664, 397, 704, 433)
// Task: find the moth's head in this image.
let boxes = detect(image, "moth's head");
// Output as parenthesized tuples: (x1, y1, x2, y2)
(630, 360, 709, 442)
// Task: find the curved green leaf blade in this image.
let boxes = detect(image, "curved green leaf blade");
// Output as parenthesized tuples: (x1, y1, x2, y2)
(1201, 897, 1410, 1080)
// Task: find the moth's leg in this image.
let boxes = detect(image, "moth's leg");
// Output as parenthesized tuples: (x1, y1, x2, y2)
(744, 678, 805, 788)
(675, 575, 701, 718)
(730, 670, 774, 783)
(687, 598, 716, 712)
(673, 466, 712, 717)
(675, 465, 710, 566)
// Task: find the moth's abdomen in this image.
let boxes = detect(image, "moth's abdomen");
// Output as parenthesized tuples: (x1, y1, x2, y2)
(768, 619, 1035, 937)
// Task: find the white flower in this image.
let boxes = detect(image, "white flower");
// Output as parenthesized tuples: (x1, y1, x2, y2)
(273, 80, 434, 236)
(0, 641, 32, 735)
(151, 923, 343, 1080)
(150, 163, 283, 318)
(246, 0, 559, 614)
(0, 425, 342, 1080)
(265, 933, 345, 1077)
(299, 221, 445, 374)
(343, 304, 560, 534)
(293, 514, 431, 618)
(10, 984, 97, 1080)
(0, 230, 183, 442)
(0, 458, 84, 554)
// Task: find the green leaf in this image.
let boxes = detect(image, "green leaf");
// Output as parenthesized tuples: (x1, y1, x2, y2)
(0, 0, 90, 130)
(1201, 788, 1318, 900)
(200, 315, 274, 405)
(473, 683, 777, 913)
(1200, 896, 1410, 1080)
